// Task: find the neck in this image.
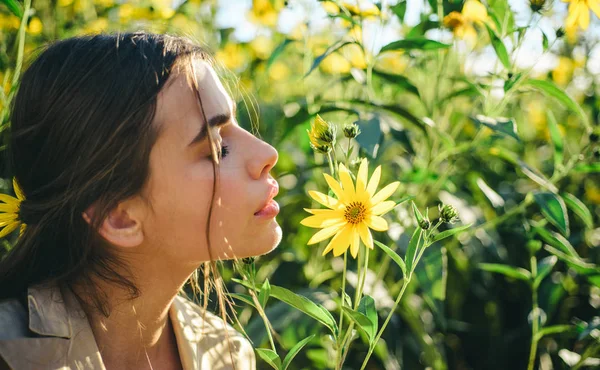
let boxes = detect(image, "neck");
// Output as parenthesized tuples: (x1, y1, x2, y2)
(73, 251, 196, 369)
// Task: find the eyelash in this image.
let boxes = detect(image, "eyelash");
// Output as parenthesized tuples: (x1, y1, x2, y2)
(218, 145, 229, 159)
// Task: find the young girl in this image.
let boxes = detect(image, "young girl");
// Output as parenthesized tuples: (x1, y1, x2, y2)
(0, 31, 281, 369)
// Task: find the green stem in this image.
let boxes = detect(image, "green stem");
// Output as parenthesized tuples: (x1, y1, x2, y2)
(327, 150, 336, 178)
(246, 278, 277, 352)
(335, 251, 348, 366)
(359, 276, 411, 370)
(527, 256, 539, 370)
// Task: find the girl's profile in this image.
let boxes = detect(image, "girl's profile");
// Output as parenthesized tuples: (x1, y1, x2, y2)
(0, 31, 281, 369)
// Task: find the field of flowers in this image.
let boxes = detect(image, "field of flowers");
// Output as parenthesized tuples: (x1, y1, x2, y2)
(1, 0, 600, 369)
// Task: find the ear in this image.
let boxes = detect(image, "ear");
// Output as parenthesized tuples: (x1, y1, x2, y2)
(82, 200, 144, 248)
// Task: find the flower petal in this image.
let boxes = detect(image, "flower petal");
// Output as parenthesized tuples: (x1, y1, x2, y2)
(357, 222, 373, 251)
(332, 225, 353, 257)
(308, 190, 340, 209)
(338, 163, 356, 198)
(366, 215, 388, 231)
(370, 200, 396, 216)
(0, 221, 20, 239)
(0, 213, 19, 223)
(371, 181, 400, 205)
(0, 194, 19, 205)
(580, 3, 590, 29)
(355, 158, 369, 194)
(366, 165, 381, 197)
(323, 173, 347, 204)
(12, 178, 24, 201)
(300, 213, 346, 228)
(348, 226, 361, 258)
(307, 223, 344, 245)
(589, 0, 600, 18)
(0, 203, 18, 213)
(322, 224, 350, 256)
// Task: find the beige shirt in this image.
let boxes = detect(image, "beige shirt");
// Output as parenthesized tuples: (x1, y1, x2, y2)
(0, 283, 256, 370)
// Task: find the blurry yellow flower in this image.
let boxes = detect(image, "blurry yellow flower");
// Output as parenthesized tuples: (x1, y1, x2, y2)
(322, 1, 340, 14)
(444, 0, 488, 43)
(341, 2, 380, 18)
(216, 43, 248, 71)
(320, 52, 352, 74)
(563, 0, 600, 30)
(584, 179, 600, 204)
(348, 24, 362, 43)
(344, 43, 367, 69)
(83, 18, 109, 34)
(26, 17, 43, 35)
(375, 51, 409, 74)
(119, 3, 134, 20)
(0, 14, 20, 30)
(248, 0, 284, 27)
(58, 0, 74, 7)
(301, 158, 400, 258)
(0, 178, 26, 238)
(552, 56, 574, 86)
(95, 0, 114, 8)
(250, 35, 274, 60)
(268, 61, 290, 81)
(289, 22, 307, 41)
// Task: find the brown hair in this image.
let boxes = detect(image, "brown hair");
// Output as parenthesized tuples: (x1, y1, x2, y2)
(0, 32, 233, 323)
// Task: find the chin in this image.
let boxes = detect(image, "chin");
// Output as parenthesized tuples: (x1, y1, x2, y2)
(240, 223, 283, 259)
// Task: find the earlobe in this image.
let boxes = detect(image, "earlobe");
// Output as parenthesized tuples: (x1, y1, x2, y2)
(83, 204, 144, 248)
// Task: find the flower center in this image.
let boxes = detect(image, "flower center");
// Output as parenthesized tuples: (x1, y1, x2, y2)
(344, 202, 366, 225)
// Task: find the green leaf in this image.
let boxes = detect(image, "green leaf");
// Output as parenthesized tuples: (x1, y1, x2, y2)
(562, 192, 594, 229)
(282, 335, 315, 370)
(358, 295, 378, 344)
(542, 31, 549, 51)
(517, 160, 559, 193)
(229, 293, 257, 309)
(546, 110, 564, 170)
(484, 23, 511, 69)
(532, 225, 579, 258)
(305, 40, 356, 77)
(259, 278, 271, 308)
(256, 349, 282, 370)
(534, 256, 558, 289)
(233, 279, 338, 334)
(1, 0, 23, 17)
(411, 201, 425, 226)
(470, 115, 520, 141)
(267, 39, 295, 70)
(504, 72, 523, 92)
(374, 240, 407, 277)
(390, 1, 407, 22)
(372, 69, 420, 97)
(380, 38, 450, 52)
(405, 228, 422, 275)
(430, 224, 472, 244)
(355, 117, 382, 158)
(341, 305, 376, 343)
(479, 263, 532, 282)
(522, 79, 589, 128)
(573, 163, 600, 173)
(533, 192, 570, 236)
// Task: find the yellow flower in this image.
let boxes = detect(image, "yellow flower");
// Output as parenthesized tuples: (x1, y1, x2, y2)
(268, 61, 290, 81)
(563, 0, 600, 30)
(307, 114, 336, 150)
(340, 2, 380, 18)
(443, 0, 488, 43)
(320, 52, 352, 74)
(552, 56, 575, 86)
(0, 178, 26, 238)
(248, 0, 284, 27)
(322, 1, 340, 14)
(250, 35, 274, 60)
(27, 17, 43, 35)
(215, 43, 248, 71)
(301, 159, 400, 258)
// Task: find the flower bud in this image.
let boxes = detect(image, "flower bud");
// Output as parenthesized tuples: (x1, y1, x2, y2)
(440, 204, 459, 223)
(307, 114, 336, 152)
(241, 257, 256, 265)
(419, 218, 431, 230)
(310, 143, 332, 154)
(343, 123, 361, 139)
(529, 0, 546, 13)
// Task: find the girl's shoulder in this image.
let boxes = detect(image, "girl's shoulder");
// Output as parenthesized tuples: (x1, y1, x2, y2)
(171, 294, 257, 369)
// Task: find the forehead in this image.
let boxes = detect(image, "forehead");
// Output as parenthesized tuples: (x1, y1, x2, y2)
(154, 60, 233, 133)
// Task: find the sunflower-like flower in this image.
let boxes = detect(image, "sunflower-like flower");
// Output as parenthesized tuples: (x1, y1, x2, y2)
(301, 158, 400, 258)
(443, 0, 489, 43)
(0, 178, 26, 238)
(563, 0, 600, 31)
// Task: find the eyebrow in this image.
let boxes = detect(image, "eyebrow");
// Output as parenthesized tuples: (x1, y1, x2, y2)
(189, 100, 237, 146)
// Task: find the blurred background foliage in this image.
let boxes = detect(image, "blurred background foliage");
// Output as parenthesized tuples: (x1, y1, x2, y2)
(1, 0, 600, 369)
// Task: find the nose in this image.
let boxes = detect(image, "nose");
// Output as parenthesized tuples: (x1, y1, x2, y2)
(248, 137, 278, 180)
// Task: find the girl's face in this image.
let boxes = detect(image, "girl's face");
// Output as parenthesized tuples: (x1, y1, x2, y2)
(139, 60, 281, 265)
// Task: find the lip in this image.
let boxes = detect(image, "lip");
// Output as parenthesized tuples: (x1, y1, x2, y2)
(254, 180, 279, 215)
